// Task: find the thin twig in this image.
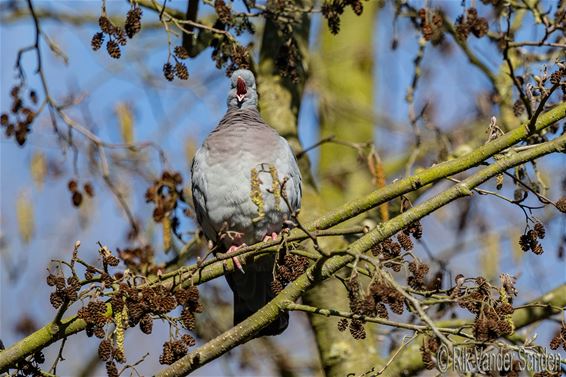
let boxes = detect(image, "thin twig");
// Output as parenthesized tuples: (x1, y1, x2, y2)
(405, 37, 426, 177)
(296, 135, 336, 159)
(283, 302, 472, 337)
(48, 338, 67, 374)
(376, 333, 419, 375)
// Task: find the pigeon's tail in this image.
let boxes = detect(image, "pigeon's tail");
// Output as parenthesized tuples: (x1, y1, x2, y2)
(225, 255, 288, 337)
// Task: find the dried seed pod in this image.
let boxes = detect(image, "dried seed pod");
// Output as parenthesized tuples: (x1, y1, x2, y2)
(125, 7, 142, 38)
(68, 180, 78, 192)
(46, 274, 57, 286)
(270, 279, 284, 294)
(98, 339, 113, 361)
(91, 32, 105, 51)
(106, 40, 121, 59)
(10, 85, 20, 98)
(555, 197, 566, 213)
(21, 108, 35, 125)
(181, 307, 196, 330)
(175, 62, 189, 80)
(472, 18, 489, 38)
(159, 341, 175, 365)
(533, 222, 545, 239)
(174, 46, 189, 59)
(15, 128, 27, 145)
(349, 319, 366, 340)
(432, 13, 442, 27)
(397, 232, 414, 251)
(84, 182, 95, 197)
(114, 27, 127, 46)
(99, 16, 114, 35)
(104, 254, 120, 267)
(531, 243, 544, 255)
(54, 276, 66, 290)
(549, 332, 561, 350)
(113, 348, 126, 363)
(455, 17, 469, 41)
(163, 63, 174, 81)
(105, 361, 118, 377)
(72, 191, 83, 207)
(497, 303, 514, 315)
(466, 7, 478, 22)
(422, 24, 434, 41)
(181, 334, 196, 346)
(94, 326, 106, 339)
(50, 291, 64, 309)
(67, 276, 80, 291)
(139, 314, 153, 334)
(214, 0, 232, 24)
(519, 234, 530, 251)
(351, 1, 363, 16)
(29, 90, 38, 104)
(5, 123, 15, 137)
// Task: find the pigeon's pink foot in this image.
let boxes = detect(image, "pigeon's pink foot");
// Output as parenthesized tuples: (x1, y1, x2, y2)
(263, 232, 278, 242)
(227, 245, 246, 274)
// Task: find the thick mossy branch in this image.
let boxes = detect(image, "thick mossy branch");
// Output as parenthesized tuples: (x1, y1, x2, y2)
(310, 102, 566, 231)
(0, 106, 564, 373)
(154, 133, 566, 376)
(0, 305, 112, 373)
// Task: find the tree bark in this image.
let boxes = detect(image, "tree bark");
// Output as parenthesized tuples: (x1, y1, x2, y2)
(303, 4, 382, 377)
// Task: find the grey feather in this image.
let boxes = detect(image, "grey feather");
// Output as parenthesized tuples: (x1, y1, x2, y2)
(191, 69, 302, 336)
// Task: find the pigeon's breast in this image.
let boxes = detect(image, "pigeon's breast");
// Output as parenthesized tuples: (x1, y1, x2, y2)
(193, 120, 297, 247)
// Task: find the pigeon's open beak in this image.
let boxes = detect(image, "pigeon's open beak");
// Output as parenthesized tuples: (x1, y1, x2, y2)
(236, 76, 247, 102)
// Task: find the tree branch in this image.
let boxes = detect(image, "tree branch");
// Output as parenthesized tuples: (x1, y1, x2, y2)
(385, 284, 566, 376)
(154, 133, 566, 376)
(309, 101, 566, 231)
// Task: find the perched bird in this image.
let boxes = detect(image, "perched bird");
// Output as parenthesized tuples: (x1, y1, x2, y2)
(191, 69, 302, 336)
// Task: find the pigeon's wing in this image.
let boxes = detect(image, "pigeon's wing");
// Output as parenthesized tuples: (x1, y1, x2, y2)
(190, 146, 218, 243)
(279, 137, 302, 215)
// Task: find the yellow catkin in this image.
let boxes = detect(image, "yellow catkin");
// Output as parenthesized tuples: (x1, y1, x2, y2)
(16, 192, 34, 244)
(162, 216, 171, 252)
(269, 164, 281, 211)
(496, 174, 504, 190)
(121, 299, 129, 326)
(114, 308, 125, 356)
(368, 149, 389, 221)
(30, 152, 46, 189)
(499, 287, 508, 305)
(499, 287, 515, 333)
(480, 232, 499, 282)
(116, 102, 133, 145)
(250, 168, 264, 221)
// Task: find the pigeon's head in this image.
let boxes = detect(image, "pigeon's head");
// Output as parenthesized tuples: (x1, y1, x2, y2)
(227, 69, 258, 109)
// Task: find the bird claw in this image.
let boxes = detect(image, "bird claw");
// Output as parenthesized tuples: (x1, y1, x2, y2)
(263, 232, 278, 242)
(227, 245, 246, 274)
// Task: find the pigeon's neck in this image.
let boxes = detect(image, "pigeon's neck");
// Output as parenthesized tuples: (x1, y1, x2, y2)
(226, 107, 261, 119)
(228, 102, 257, 110)
(215, 107, 267, 132)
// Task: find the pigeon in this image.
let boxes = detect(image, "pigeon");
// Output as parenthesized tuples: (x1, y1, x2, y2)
(191, 69, 302, 336)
